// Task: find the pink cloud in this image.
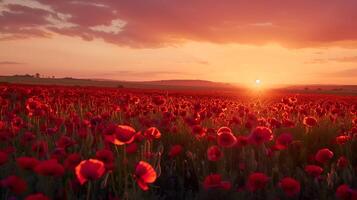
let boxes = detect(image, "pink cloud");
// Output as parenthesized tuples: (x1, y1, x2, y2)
(1, 0, 357, 48)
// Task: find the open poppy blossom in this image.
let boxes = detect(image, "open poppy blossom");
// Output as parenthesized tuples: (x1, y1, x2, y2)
(249, 126, 273, 145)
(304, 165, 323, 177)
(16, 156, 40, 171)
(143, 127, 161, 140)
(203, 174, 231, 190)
(75, 159, 106, 185)
(168, 144, 183, 158)
(337, 156, 349, 169)
(95, 149, 115, 170)
(315, 148, 334, 164)
(105, 125, 136, 145)
(236, 135, 249, 147)
(279, 177, 301, 197)
(336, 184, 357, 200)
(335, 135, 351, 145)
(35, 159, 65, 177)
(152, 95, 166, 106)
(274, 133, 293, 150)
(217, 126, 232, 135)
(207, 145, 223, 161)
(303, 116, 318, 127)
(217, 128, 237, 148)
(134, 161, 157, 191)
(64, 153, 81, 170)
(0, 175, 28, 194)
(247, 172, 269, 192)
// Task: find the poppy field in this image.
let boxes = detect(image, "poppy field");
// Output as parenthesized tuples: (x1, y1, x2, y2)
(0, 84, 356, 200)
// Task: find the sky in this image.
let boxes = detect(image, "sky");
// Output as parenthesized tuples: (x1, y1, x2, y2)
(1, 0, 357, 87)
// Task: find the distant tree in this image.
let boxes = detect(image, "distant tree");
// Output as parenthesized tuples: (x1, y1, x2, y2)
(304, 87, 309, 90)
(35, 73, 40, 78)
(52, 76, 55, 79)
(317, 88, 322, 91)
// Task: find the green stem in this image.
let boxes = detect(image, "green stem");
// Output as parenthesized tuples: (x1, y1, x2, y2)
(86, 181, 91, 200)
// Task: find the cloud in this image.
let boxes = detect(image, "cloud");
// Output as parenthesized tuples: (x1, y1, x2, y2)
(306, 56, 357, 64)
(321, 67, 357, 77)
(1, 0, 357, 48)
(99, 70, 196, 78)
(330, 56, 357, 62)
(0, 61, 25, 65)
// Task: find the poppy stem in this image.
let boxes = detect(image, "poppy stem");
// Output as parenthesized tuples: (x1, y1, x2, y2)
(86, 181, 91, 200)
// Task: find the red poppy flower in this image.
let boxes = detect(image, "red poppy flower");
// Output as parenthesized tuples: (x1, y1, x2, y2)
(126, 142, 138, 154)
(236, 135, 249, 148)
(106, 125, 136, 145)
(56, 135, 75, 149)
(336, 184, 357, 200)
(144, 127, 161, 140)
(35, 159, 65, 177)
(16, 156, 40, 171)
(303, 116, 318, 127)
(279, 177, 301, 197)
(0, 151, 8, 165)
(64, 153, 81, 170)
(152, 95, 165, 106)
(25, 193, 50, 200)
(249, 126, 273, 145)
(31, 140, 48, 157)
(247, 172, 269, 192)
(336, 135, 351, 145)
(217, 131, 237, 148)
(217, 127, 232, 135)
(304, 165, 323, 177)
(207, 145, 222, 161)
(203, 174, 231, 190)
(191, 125, 206, 137)
(315, 148, 334, 164)
(168, 144, 183, 158)
(337, 156, 349, 169)
(134, 161, 157, 191)
(96, 149, 115, 170)
(275, 133, 293, 150)
(0, 175, 27, 194)
(75, 159, 106, 185)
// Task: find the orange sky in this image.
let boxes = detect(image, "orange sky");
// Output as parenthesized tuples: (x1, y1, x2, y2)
(1, 0, 357, 87)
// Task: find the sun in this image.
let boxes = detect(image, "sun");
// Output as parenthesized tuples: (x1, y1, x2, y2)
(255, 79, 261, 85)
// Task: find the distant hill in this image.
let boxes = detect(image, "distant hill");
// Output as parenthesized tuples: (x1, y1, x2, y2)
(276, 84, 357, 95)
(0, 75, 239, 90)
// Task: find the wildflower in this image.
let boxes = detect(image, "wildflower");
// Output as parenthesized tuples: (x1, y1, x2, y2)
(247, 172, 269, 192)
(305, 165, 323, 177)
(303, 116, 317, 127)
(134, 161, 157, 191)
(16, 156, 40, 171)
(168, 145, 183, 158)
(315, 148, 334, 164)
(249, 126, 273, 145)
(35, 159, 65, 177)
(0, 175, 27, 194)
(203, 174, 231, 190)
(279, 177, 301, 197)
(207, 145, 222, 161)
(75, 159, 106, 185)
